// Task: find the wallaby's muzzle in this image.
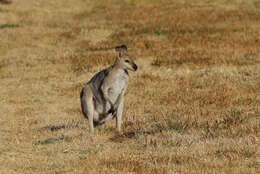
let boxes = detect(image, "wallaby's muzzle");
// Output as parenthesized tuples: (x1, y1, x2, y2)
(133, 63, 138, 71)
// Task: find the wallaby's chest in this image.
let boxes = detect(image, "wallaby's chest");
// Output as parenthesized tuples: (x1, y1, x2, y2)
(108, 74, 128, 96)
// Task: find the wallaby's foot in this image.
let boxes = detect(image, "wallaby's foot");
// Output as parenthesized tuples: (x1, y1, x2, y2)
(116, 129, 122, 134)
(88, 124, 94, 134)
(115, 129, 123, 136)
(90, 130, 94, 134)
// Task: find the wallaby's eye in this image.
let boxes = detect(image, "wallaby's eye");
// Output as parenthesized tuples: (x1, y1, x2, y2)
(125, 60, 130, 63)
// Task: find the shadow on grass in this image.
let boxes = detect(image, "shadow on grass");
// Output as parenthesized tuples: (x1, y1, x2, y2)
(34, 133, 84, 146)
(39, 122, 82, 132)
(109, 118, 193, 143)
(36, 121, 87, 145)
(109, 130, 161, 143)
(109, 112, 253, 143)
(34, 134, 70, 145)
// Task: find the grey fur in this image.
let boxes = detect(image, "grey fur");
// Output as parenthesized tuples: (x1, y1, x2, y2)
(80, 45, 137, 133)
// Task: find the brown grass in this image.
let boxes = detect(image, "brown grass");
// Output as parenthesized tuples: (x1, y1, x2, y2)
(0, 0, 259, 173)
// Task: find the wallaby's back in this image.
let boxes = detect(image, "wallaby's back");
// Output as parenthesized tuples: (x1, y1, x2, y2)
(88, 68, 110, 104)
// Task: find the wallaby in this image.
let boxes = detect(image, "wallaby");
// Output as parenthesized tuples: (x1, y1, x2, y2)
(80, 45, 138, 133)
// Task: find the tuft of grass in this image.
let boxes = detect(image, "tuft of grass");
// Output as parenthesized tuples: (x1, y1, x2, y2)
(155, 30, 169, 36)
(0, 24, 19, 29)
(154, 29, 169, 36)
(151, 58, 164, 67)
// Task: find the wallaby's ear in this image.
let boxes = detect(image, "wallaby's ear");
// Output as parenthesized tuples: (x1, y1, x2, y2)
(115, 45, 127, 57)
(120, 45, 127, 51)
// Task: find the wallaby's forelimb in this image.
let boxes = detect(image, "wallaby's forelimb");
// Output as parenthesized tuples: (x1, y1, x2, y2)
(102, 86, 115, 113)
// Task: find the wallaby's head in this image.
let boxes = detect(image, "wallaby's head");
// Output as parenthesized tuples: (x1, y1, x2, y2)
(115, 45, 138, 72)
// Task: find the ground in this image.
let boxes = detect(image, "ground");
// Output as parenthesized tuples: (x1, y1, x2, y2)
(0, 0, 259, 173)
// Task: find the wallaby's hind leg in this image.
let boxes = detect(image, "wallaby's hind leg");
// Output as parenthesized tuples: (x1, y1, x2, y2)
(80, 86, 95, 133)
(116, 95, 124, 132)
(87, 97, 95, 133)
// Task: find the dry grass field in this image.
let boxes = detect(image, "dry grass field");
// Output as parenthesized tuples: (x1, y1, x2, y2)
(0, 0, 259, 173)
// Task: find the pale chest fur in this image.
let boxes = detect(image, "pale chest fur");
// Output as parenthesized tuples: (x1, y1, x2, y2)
(105, 70, 129, 102)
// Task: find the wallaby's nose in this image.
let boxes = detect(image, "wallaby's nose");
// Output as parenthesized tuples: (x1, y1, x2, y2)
(133, 64, 138, 71)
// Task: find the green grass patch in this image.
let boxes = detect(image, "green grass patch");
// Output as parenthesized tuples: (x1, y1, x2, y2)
(155, 29, 168, 36)
(0, 24, 19, 29)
